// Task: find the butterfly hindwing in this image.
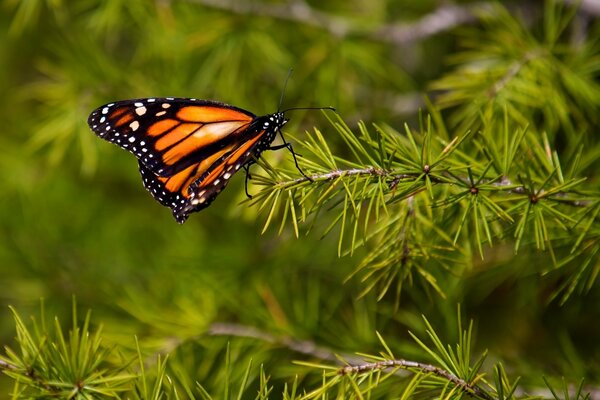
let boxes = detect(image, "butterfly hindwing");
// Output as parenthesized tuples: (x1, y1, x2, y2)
(89, 97, 288, 223)
(138, 160, 218, 223)
(182, 129, 271, 218)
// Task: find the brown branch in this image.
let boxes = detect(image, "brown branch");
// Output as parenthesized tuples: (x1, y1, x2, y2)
(0, 358, 19, 372)
(273, 167, 592, 208)
(184, 1, 600, 45)
(0, 358, 57, 393)
(293, 166, 387, 183)
(183, 0, 600, 54)
(185, 0, 351, 37)
(373, 3, 493, 45)
(208, 322, 364, 364)
(563, 0, 600, 16)
(339, 359, 494, 400)
(185, 0, 496, 45)
(208, 323, 493, 399)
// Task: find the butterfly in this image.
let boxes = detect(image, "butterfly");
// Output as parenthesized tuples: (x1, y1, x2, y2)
(88, 97, 330, 223)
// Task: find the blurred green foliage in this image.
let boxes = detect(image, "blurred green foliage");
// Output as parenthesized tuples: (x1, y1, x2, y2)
(0, 0, 599, 398)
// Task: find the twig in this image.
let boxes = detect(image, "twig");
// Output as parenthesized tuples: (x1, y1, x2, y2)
(339, 359, 494, 400)
(373, 3, 493, 45)
(271, 166, 592, 208)
(0, 358, 57, 393)
(185, 0, 496, 44)
(208, 322, 364, 364)
(289, 167, 388, 184)
(208, 323, 493, 399)
(0, 358, 18, 372)
(187, 0, 599, 44)
(563, 0, 600, 16)
(185, 0, 351, 37)
(184, 1, 600, 44)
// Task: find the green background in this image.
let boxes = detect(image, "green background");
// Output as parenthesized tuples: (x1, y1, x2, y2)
(0, 0, 598, 398)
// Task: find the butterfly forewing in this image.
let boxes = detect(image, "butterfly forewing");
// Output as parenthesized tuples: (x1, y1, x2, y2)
(88, 97, 287, 223)
(88, 98, 256, 176)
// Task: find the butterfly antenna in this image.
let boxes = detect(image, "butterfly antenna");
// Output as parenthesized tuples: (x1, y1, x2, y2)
(278, 68, 294, 112)
(280, 106, 337, 113)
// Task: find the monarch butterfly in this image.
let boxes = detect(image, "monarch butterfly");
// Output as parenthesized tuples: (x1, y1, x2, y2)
(88, 97, 331, 223)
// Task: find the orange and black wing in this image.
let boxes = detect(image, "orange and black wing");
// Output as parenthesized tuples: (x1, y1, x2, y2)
(88, 98, 256, 176)
(88, 98, 285, 222)
(137, 126, 272, 223)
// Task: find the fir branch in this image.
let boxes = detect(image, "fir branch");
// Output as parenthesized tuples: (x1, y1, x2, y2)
(1, 306, 135, 398)
(0, 355, 59, 395)
(185, 0, 351, 36)
(280, 167, 389, 186)
(564, 0, 600, 15)
(208, 322, 494, 399)
(273, 166, 591, 208)
(0, 358, 18, 371)
(186, 0, 497, 44)
(184, 0, 600, 49)
(338, 359, 494, 400)
(208, 322, 363, 364)
(254, 102, 598, 299)
(373, 3, 494, 44)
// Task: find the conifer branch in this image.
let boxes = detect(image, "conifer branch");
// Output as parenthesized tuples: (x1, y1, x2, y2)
(186, 0, 599, 47)
(373, 3, 493, 44)
(272, 167, 592, 208)
(187, 0, 496, 44)
(209, 322, 495, 399)
(339, 359, 494, 400)
(280, 167, 388, 186)
(0, 358, 17, 371)
(0, 358, 58, 394)
(208, 322, 363, 364)
(564, 0, 600, 15)
(255, 90, 598, 299)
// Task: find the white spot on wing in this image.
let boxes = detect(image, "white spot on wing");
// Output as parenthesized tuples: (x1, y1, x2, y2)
(135, 106, 147, 116)
(130, 121, 140, 131)
(193, 121, 245, 141)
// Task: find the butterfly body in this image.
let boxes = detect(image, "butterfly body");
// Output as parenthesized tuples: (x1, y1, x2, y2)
(88, 98, 287, 223)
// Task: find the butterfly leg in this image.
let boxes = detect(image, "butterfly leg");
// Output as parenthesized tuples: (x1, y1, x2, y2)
(243, 162, 255, 199)
(270, 132, 314, 182)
